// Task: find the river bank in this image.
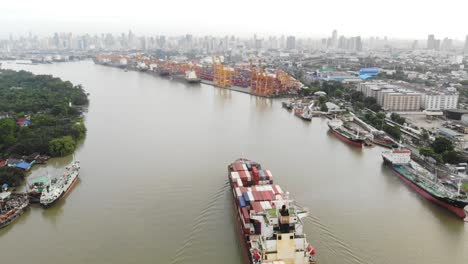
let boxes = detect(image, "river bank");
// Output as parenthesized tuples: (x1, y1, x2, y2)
(0, 61, 467, 264)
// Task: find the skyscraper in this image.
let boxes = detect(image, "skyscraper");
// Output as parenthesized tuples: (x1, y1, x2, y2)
(355, 36, 363, 52)
(465, 35, 468, 53)
(427, 34, 435, 50)
(286, 36, 296, 50)
(332, 30, 338, 47)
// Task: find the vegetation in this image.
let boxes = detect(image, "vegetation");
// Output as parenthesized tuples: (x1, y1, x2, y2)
(364, 112, 401, 140)
(0, 167, 25, 187)
(390, 113, 406, 125)
(0, 70, 88, 158)
(418, 137, 461, 164)
(318, 96, 329, 112)
(461, 182, 468, 192)
(49, 136, 77, 157)
(346, 90, 381, 112)
(299, 86, 320, 96)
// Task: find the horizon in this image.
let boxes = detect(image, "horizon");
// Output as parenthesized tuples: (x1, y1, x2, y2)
(2, 0, 468, 41)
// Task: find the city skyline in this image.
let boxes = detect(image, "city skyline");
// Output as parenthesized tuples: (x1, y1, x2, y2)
(2, 0, 468, 40)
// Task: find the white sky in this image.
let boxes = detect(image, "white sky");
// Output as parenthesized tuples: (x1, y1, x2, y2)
(1, 0, 468, 40)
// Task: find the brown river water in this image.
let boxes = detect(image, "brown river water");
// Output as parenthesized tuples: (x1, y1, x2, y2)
(1, 60, 467, 264)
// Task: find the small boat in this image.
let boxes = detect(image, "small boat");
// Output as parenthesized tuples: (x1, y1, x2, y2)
(40, 161, 80, 208)
(0, 192, 29, 229)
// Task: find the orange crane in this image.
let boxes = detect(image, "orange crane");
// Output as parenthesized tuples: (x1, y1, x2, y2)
(212, 56, 233, 88)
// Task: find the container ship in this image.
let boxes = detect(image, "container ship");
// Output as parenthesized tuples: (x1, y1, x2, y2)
(228, 158, 317, 264)
(382, 149, 468, 219)
(185, 70, 201, 83)
(40, 161, 80, 208)
(327, 118, 364, 148)
(0, 192, 29, 229)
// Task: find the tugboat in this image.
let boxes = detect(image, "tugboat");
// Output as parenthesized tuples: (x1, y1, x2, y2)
(327, 118, 365, 148)
(185, 70, 201, 83)
(0, 192, 29, 229)
(382, 148, 468, 219)
(228, 158, 318, 263)
(40, 161, 80, 208)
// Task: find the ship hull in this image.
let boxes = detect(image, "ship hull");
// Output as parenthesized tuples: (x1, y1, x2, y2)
(384, 160, 468, 219)
(0, 209, 24, 229)
(186, 78, 201, 83)
(230, 186, 253, 264)
(329, 127, 363, 148)
(40, 174, 79, 208)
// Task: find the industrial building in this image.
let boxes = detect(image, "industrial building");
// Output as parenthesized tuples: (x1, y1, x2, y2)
(357, 81, 459, 111)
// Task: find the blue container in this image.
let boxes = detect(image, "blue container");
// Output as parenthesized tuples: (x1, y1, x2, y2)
(239, 196, 246, 207)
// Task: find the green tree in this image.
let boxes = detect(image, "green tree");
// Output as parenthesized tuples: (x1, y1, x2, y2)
(0, 167, 25, 187)
(70, 122, 87, 140)
(390, 113, 406, 125)
(442, 150, 461, 164)
(431, 137, 454, 154)
(418, 147, 435, 157)
(49, 136, 76, 157)
(320, 104, 328, 112)
(335, 90, 343, 98)
(0, 119, 17, 148)
(421, 129, 430, 141)
(383, 124, 401, 140)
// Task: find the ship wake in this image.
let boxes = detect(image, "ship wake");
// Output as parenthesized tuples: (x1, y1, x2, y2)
(304, 215, 375, 264)
(170, 181, 229, 264)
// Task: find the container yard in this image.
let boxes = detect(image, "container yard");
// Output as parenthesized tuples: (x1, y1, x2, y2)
(93, 54, 301, 97)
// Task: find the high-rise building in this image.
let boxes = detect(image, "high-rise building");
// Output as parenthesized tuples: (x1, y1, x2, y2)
(355, 36, 363, 52)
(464, 35, 468, 53)
(286, 36, 296, 50)
(331, 30, 338, 47)
(427, 34, 435, 49)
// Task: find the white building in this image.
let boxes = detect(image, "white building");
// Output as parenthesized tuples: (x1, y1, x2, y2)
(382, 91, 422, 111)
(421, 93, 458, 110)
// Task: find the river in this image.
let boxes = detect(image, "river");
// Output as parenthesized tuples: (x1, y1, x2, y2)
(1, 60, 467, 264)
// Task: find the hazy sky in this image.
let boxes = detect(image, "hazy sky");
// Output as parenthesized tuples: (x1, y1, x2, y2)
(1, 0, 468, 40)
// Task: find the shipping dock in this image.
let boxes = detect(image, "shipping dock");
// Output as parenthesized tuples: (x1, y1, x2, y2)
(228, 158, 317, 264)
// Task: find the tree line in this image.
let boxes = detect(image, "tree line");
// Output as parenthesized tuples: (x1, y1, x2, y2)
(0, 69, 88, 159)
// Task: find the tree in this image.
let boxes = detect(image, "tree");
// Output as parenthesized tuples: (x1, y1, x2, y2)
(390, 113, 405, 125)
(383, 124, 401, 140)
(421, 129, 430, 141)
(0, 119, 16, 148)
(335, 90, 343, 98)
(0, 167, 25, 187)
(431, 137, 454, 154)
(49, 136, 76, 157)
(442, 150, 461, 164)
(320, 104, 328, 112)
(318, 96, 328, 105)
(418, 147, 435, 157)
